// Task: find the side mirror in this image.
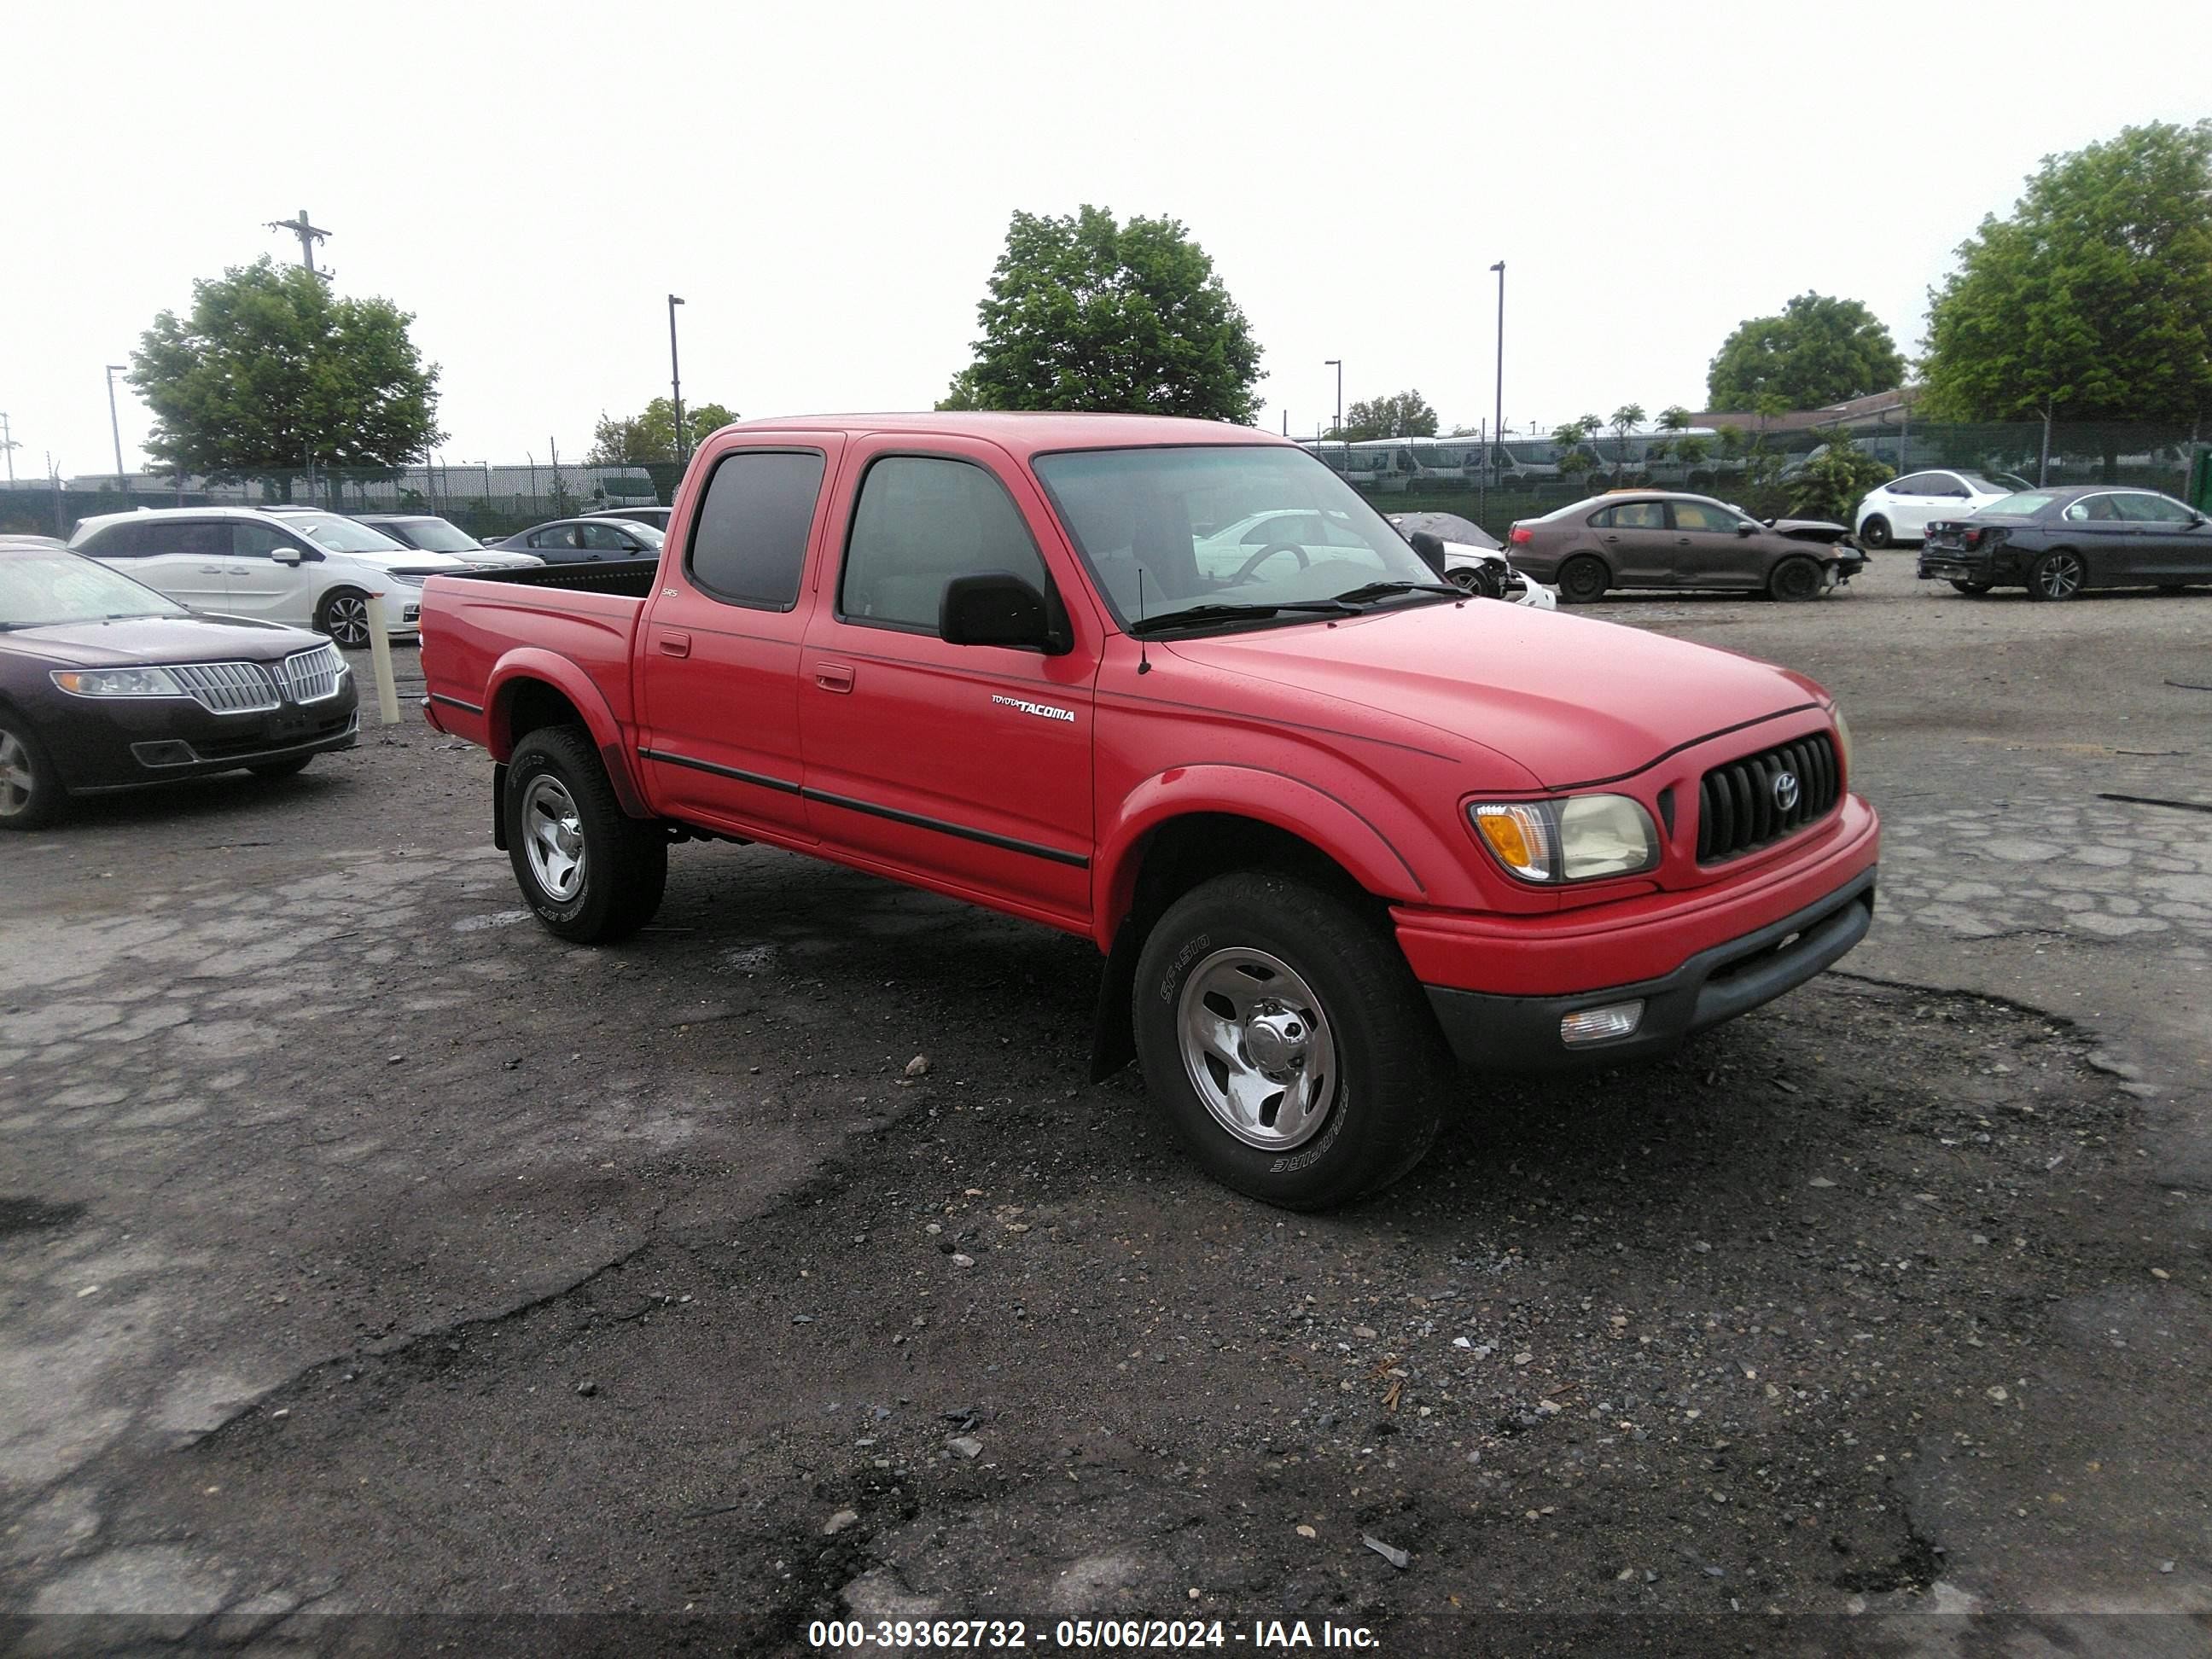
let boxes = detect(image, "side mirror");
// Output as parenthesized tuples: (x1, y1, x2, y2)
(1737, 521, 1758, 536)
(271, 545, 304, 566)
(941, 572, 1065, 653)
(1406, 529, 1448, 576)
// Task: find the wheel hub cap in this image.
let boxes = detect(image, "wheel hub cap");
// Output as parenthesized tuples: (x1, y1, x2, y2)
(520, 776, 586, 901)
(1177, 948, 1339, 1151)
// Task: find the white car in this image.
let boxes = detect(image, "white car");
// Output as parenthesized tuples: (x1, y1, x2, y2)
(69, 507, 486, 647)
(1854, 469, 2031, 549)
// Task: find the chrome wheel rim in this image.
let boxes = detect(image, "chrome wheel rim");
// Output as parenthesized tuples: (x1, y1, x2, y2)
(1177, 946, 1338, 1151)
(323, 595, 370, 647)
(0, 731, 35, 818)
(2037, 555, 2082, 599)
(520, 775, 586, 901)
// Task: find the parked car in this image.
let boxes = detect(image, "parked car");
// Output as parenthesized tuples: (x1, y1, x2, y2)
(0, 544, 358, 827)
(1388, 512, 1554, 607)
(1505, 492, 1864, 603)
(585, 506, 672, 531)
(357, 515, 545, 570)
(70, 508, 478, 647)
(1917, 486, 2212, 600)
(1854, 469, 2029, 548)
(419, 414, 1876, 1211)
(503, 517, 665, 564)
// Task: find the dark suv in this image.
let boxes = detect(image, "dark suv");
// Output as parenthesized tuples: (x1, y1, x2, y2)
(1507, 492, 1863, 603)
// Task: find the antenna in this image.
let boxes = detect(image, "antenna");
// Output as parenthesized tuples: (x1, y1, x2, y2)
(1135, 566, 1152, 675)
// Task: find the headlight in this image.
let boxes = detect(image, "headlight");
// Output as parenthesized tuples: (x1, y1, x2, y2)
(1470, 794, 1661, 883)
(50, 667, 185, 698)
(1831, 707, 1854, 783)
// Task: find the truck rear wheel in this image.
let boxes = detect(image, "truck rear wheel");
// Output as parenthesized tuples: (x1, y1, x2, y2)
(1132, 871, 1448, 1210)
(505, 724, 667, 943)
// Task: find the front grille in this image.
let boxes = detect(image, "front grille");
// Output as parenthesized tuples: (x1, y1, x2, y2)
(1697, 732, 1841, 864)
(278, 643, 346, 703)
(170, 661, 280, 714)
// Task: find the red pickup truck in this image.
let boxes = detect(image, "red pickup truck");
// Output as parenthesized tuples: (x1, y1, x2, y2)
(421, 414, 1877, 1209)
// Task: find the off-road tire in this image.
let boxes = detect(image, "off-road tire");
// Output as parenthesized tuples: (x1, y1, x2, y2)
(504, 724, 667, 943)
(0, 714, 65, 830)
(1557, 555, 1610, 605)
(1132, 870, 1450, 1210)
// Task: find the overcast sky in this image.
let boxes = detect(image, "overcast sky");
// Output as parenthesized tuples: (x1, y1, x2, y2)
(6, 0, 2207, 480)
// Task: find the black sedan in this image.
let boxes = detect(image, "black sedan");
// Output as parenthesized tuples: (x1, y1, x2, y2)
(0, 546, 358, 828)
(496, 517, 664, 564)
(1920, 486, 2212, 600)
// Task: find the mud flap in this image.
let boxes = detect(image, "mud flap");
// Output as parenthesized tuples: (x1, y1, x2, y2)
(1089, 917, 1141, 1082)
(491, 761, 509, 851)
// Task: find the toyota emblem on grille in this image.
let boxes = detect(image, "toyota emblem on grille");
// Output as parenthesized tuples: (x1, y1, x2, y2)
(1773, 771, 1801, 812)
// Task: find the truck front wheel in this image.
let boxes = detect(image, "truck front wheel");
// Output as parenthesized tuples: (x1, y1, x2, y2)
(1132, 871, 1448, 1210)
(505, 724, 667, 943)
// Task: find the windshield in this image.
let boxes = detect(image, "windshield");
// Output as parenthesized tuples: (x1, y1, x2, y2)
(0, 552, 189, 627)
(1033, 445, 1440, 629)
(387, 518, 480, 553)
(284, 514, 412, 554)
(1965, 473, 2032, 494)
(1983, 492, 2056, 516)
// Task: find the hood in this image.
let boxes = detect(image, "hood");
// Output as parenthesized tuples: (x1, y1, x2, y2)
(334, 547, 473, 574)
(1159, 601, 1824, 790)
(3, 612, 324, 668)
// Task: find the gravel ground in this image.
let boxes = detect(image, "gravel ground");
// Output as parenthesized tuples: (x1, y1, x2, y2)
(2, 554, 2209, 1655)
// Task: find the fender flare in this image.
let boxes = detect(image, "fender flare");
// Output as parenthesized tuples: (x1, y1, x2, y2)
(1091, 764, 1424, 952)
(484, 649, 649, 818)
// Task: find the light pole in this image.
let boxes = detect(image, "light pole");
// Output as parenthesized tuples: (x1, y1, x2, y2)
(1324, 359, 1342, 473)
(1489, 261, 1505, 492)
(667, 294, 688, 466)
(104, 365, 129, 499)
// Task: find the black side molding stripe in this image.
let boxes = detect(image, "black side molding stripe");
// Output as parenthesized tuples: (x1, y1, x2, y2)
(637, 749, 1088, 868)
(637, 748, 803, 795)
(804, 789, 1091, 868)
(429, 693, 484, 716)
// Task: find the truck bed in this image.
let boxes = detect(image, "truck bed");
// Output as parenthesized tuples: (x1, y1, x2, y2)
(417, 564, 653, 746)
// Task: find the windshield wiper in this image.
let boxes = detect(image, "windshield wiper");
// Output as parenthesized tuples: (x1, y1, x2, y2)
(1326, 580, 1464, 605)
(1126, 599, 1359, 637)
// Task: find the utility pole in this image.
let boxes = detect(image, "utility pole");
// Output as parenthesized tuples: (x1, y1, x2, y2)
(667, 294, 688, 465)
(104, 365, 129, 499)
(1, 410, 15, 487)
(265, 208, 332, 277)
(1324, 359, 1342, 474)
(1490, 261, 1506, 493)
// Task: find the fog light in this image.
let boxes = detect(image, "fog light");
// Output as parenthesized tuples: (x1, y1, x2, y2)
(131, 740, 196, 768)
(1560, 1001, 1644, 1046)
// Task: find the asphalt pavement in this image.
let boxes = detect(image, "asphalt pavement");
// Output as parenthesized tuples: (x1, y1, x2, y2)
(2, 554, 2208, 1656)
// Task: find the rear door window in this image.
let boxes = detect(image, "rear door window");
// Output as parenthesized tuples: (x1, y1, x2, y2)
(687, 450, 826, 609)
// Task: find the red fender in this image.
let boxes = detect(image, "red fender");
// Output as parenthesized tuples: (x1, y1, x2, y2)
(484, 648, 650, 818)
(1092, 764, 1424, 951)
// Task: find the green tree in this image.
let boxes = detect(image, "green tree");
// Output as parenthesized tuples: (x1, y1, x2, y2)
(1707, 293, 1905, 410)
(587, 398, 740, 464)
(1552, 415, 1603, 486)
(1608, 403, 1646, 482)
(130, 257, 441, 483)
(1328, 389, 1439, 441)
(1784, 428, 1895, 525)
(1919, 120, 2212, 467)
(939, 205, 1262, 421)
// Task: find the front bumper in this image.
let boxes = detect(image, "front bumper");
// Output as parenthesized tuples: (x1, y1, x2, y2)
(45, 684, 360, 795)
(1424, 866, 1876, 1071)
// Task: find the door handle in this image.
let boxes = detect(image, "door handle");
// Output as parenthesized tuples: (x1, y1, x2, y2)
(1603, 534, 1620, 542)
(657, 631, 691, 658)
(815, 663, 855, 694)
(200, 565, 225, 573)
